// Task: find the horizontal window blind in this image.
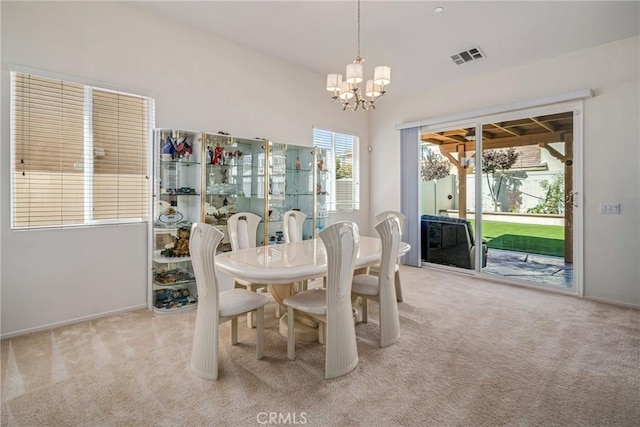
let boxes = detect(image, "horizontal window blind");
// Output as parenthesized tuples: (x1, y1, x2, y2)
(313, 128, 360, 211)
(11, 71, 153, 229)
(93, 89, 149, 221)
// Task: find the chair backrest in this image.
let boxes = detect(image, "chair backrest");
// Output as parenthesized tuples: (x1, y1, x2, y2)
(319, 221, 359, 377)
(227, 212, 261, 250)
(189, 222, 224, 379)
(375, 217, 401, 289)
(374, 217, 402, 347)
(375, 210, 406, 236)
(189, 223, 224, 309)
(282, 210, 307, 243)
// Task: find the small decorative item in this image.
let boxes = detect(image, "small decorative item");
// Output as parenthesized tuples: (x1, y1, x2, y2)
(169, 135, 192, 159)
(161, 137, 175, 161)
(158, 206, 184, 225)
(207, 145, 214, 164)
(295, 157, 301, 170)
(160, 226, 191, 257)
(213, 142, 224, 165)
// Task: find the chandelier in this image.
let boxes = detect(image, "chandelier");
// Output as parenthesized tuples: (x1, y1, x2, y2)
(326, 0, 391, 111)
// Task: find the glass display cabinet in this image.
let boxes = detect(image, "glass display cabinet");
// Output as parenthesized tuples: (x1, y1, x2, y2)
(314, 147, 330, 237)
(202, 133, 267, 251)
(150, 130, 328, 314)
(151, 128, 202, 314)
(267, 143, 317, 243)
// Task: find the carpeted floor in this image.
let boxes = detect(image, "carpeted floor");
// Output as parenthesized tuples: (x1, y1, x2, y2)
(2, 266, 639, 426)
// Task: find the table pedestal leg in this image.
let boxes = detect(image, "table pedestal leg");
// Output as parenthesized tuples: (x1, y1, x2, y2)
(269, 284, 319, 343)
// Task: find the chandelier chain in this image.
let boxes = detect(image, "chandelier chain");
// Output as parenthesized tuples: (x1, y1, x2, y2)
(357, 0, 361, 59)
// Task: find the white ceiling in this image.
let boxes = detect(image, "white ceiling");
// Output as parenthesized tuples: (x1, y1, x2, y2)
(129, 1, 640, 98)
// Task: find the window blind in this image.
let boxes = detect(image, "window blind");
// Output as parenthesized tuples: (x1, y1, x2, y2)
(313, 128, 360, 211)
(11, 71, 153, 229)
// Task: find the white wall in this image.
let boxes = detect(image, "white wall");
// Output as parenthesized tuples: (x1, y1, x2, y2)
(0, 2, 369, 336)
(372, 36, 640, 306)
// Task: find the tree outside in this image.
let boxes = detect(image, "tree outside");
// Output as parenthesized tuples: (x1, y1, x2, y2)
(420, 146, 451, 181)
(482, 148, 527, 212)
(335, 160, 352, 179)
(527, 174, 565, 214)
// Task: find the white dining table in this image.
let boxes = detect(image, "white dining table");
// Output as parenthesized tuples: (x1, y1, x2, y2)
(215, 236, 410, 341)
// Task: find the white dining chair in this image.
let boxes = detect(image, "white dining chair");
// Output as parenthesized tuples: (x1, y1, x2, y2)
(366, 210, 406, 302)
(283, 221, 360, 380)
(282, 209, 309, 291)
(351, 217, 401, 348)
(189, 222, 270, 380)
(282, 210, 307, 243)
(227, 212, 269, 327)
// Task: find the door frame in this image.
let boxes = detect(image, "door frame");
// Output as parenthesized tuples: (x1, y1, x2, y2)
(419, 100, 584, 297)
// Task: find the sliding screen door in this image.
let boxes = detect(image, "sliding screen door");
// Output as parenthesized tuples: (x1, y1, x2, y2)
(419, 106, 580, 293)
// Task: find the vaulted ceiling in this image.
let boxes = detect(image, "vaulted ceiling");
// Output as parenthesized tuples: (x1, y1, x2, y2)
(128, 1, 639, 98)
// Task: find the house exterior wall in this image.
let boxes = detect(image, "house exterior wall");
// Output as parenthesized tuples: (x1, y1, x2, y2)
(0, 1, 368, 336)
(371, 36, 640, 307)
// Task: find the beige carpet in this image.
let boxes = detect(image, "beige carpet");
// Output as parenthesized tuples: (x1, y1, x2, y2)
(2, 266, 639, 426)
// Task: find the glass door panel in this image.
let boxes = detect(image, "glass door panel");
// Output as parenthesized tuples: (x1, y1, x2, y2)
(419, 125, 476, 270)
(419, 110, 575, 291)
(479, 113, 574, 289)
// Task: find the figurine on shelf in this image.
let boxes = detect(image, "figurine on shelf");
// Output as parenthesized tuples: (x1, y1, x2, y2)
(295, 157, 301, 170)
(172, 227, 191, 257)
(207, 145, 214, 164)
(171, 135, 192, 160)
(317, 182, 328, 196)
(161, 226, 191, 257)
(317, 159, 327, 172)
(161, 136, 175, 160)
(213, 142, 224, 165)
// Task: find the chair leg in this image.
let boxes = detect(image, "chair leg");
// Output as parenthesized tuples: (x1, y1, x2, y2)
(255, 307, 264, 360)
(395, 270, 403, 303)
(287, 306, 296, 360)
(231, 318, 238, 345)
(361, 297, 368, 323)
(318, 321, 326, 345)
(246, 284, 257, 329)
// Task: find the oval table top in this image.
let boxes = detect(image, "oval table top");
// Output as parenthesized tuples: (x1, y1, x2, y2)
(215, 236, 410, 285)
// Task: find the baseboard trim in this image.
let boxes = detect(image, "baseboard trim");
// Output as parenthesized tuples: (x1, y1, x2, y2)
(1, 304, 148, 340)
(583, 296, 640, 310)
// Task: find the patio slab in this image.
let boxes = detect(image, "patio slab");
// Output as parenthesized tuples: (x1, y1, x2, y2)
(483, 249, 573, 289)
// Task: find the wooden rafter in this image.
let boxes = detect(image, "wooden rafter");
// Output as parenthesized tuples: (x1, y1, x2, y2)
(530, 117, 555, 132)
(435, 131, 570, 153)
(489, 123, 522, 137)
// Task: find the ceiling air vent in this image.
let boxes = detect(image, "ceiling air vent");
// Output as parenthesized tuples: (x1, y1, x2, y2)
(451, 46, 485, 65)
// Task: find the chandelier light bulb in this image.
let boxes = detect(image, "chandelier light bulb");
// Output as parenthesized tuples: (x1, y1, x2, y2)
(338, 81, 354, 100)
(326, 74, 343, 92)
(365, 80, 382, 98)
(346, 62, 364, 84)
(373, 66, 391, 86)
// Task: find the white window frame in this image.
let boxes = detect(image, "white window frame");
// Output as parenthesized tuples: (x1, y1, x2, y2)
(9, 67, 155, 230)
(313, 127, 360, 212)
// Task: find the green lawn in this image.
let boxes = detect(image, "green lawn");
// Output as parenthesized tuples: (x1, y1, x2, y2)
(468, 219, 565, 257)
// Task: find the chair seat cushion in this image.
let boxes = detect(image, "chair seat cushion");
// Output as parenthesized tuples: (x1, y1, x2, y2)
(219, 288, 269, 317)
(367, 263, 400, 275)
(351, 274, 380, 296)
(235, 278, 266, 289)
(284, 288, 326, 315)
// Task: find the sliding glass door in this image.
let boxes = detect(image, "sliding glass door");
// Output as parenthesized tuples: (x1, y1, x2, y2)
(419, 104, 581, 293)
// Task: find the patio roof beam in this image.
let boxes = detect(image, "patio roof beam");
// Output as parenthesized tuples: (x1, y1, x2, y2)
(435, 131, 570, 153)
